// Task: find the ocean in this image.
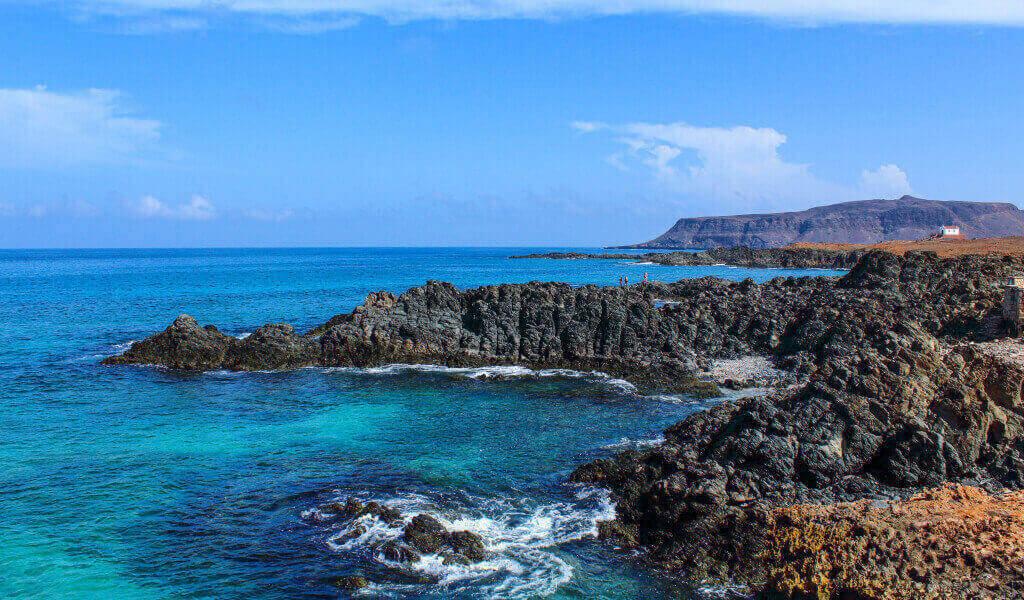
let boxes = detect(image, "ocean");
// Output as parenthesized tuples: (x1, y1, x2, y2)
(0, 248, 845, 599)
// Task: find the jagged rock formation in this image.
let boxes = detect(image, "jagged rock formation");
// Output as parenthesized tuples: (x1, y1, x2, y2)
(312, 498, 487, 577)
(107, 276, 852, 395)
(570, 251, 1024, 596)
(623, 196, 1024, 249)
(513, 246, 866, 269)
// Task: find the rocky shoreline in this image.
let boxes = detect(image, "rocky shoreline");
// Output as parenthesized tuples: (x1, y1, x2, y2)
(104, 250, 1024, 597)
(511, 246, 866, 269)
(570, 252, 1024, 597)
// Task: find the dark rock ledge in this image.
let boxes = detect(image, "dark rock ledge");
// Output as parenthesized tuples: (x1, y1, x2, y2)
(511, 245, 867, 269)
(107, 273, 852, 396)
(571, 251, 1024, 598)
(105, 250, 1024, 597)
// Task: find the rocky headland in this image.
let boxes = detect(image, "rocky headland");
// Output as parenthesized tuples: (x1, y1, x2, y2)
(104, 250, 1024, 597)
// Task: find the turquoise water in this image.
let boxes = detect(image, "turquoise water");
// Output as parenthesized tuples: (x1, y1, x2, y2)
(0, 248, 844, 599)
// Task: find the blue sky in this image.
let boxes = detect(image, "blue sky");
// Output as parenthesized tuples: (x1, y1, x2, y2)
(1, 2, 1023, 247)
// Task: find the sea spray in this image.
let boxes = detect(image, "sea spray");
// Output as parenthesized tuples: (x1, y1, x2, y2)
(308, 486, 615, 598)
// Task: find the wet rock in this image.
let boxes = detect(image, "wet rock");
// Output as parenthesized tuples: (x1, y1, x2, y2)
(323, 498, 403, 525)
(346, 512, 488, 566)
(445, 530, 487, 563)
(401, 514, 488, 564)
(403, 515, 448, 554)
(380, 540, 420, 563)
(332, 575, 369, 591)
(223, 323, 318, 370)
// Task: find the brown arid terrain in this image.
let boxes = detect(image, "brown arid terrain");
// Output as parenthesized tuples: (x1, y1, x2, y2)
(516, 236, 1024, 270)
(758, 484, 1024, 599)
(788, 236, 1024, 258)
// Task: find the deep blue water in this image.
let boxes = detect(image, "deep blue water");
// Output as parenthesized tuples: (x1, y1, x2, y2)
(0, 248, 844, 599)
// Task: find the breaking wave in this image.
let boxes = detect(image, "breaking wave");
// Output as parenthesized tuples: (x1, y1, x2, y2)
(325, 363, 641, 390)
(306, 487, 615, 598)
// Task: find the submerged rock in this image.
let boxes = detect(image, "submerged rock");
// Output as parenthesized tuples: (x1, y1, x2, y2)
(380, 540, 420, 564)
(332, 575, 369, 591)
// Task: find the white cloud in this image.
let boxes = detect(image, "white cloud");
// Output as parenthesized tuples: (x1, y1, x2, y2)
(118, 15, 208, 34)
(577, 120, 912, 210)
(0, 86, 161, 168)
(859, 163, 913, 198)
(133, 194, 216, 220)
(35, 1, 1024, 28)
(244, 208, 294, 221)
(571, 120, 605, 133)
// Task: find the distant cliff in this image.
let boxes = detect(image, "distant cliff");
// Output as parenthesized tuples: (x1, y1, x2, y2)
(623, 196, 1024, 249)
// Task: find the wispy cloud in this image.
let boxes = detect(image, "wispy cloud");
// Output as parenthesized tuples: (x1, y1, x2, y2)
(34, 1, 1024, 30)
(243, 208, 294, 222)
(0, 86, 161, 168)
(132, 194, 217, 220)
(859, 164, 913, 198)
(0, 199, 101, 218)
(576, 120, 912, 210)
(116, 15, 208, 34)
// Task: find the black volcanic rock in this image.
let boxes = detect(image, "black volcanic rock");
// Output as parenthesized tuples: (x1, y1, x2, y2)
(106, 314, 234, 370)
(625, 196, 1024, 249)
(571, 251, 1024, 592)
(514, 246, 867, 269)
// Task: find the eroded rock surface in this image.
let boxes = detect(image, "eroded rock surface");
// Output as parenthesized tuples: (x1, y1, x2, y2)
(757, 484, 1024, 599)
(571, 251, 1024, 596)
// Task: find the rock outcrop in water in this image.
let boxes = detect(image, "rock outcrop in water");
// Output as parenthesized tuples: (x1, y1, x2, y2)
(314, 498, 487, 574)
(513, 245, 866, 269)
(106, 250, 1024, 597)
(109, 275, 850, 395)
(623, 196, 1024, 249)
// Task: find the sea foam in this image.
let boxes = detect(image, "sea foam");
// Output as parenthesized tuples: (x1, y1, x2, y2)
(313, 486, 615, 598)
